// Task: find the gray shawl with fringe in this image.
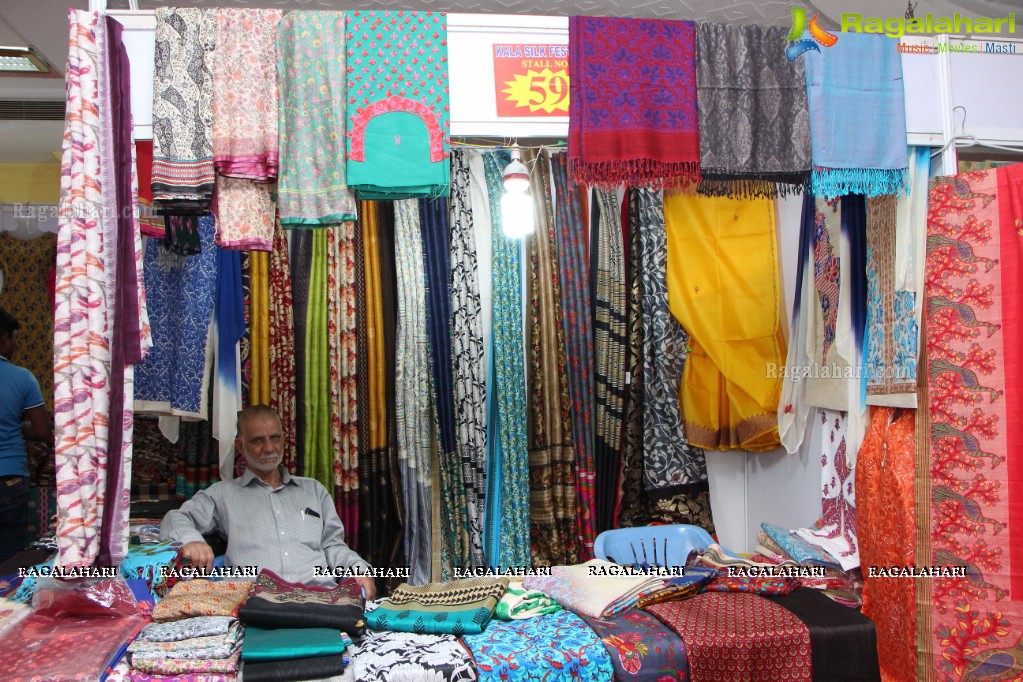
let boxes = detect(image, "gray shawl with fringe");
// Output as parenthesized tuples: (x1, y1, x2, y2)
(696, 23, 811, 198)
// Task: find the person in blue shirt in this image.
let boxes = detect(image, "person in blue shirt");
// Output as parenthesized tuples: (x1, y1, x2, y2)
(0, 308, 52, 562)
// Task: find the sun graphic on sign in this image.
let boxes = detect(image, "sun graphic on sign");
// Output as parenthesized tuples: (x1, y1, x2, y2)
(501, 69, 570, 114)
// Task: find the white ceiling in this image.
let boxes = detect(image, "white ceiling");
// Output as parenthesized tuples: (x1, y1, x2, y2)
(0, 0, 1020, 165)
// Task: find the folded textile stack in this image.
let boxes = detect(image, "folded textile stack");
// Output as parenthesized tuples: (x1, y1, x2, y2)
(493, 580, 563, 620)
(464, 610, 614, 681)
(348, 628, 478, 682)
(237, 569, 366, 636)
(240, 626, 352, 682)
(633, 566, 717, 609)
(233, 570, 363, 680)
(366, 577, 509, 635)
(127, 616, 244, 679)
(522, 560, 667, 619)
(759, 523, 841, 569)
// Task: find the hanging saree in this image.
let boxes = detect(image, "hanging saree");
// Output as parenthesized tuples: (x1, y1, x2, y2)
(592, 188, 627, 533)
(918, 165, 1023, 680)
(635, 187, 714, 529)
(304, 230, 333, 493)
(267, 221, 298, 473)
(327, 222, 360, 547)
(857, 406, 916, 682)
(135, 215, 217, 417)
(549, 152, 597, 559)
(290, 229, 314, 475)
(211, 9, 281, 182)
(276, 11, 357, 226)
(421, 196, 470, 575)
(99, 14, 150, 567)
(664, 192, 785, 451)
(151, 8, 216, 214)
(357, 201, 401, 575)
(247, 249, 270, 406)
(778, 192, 816, 455)
(213, 176, 275, 252)
(525, 150, 578, 564)
(378, 201, 408, 587)
(55, 11, 150, 569)
(617, 189, 647, 528)
(448, 149, 487, 569)
(481, 151, 531, 570)
(395, 199, 434, 584)
(865, 149, 929, 409)
(212, 248, 244, 480)
(345, 11, 450, 199)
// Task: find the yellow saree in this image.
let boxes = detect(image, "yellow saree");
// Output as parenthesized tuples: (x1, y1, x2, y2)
(664, 193, 785, 451)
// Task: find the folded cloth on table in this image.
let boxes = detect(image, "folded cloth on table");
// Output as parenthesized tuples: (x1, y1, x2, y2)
(366, 577, 509, 635)
(349, 629, 478, 682)
(795, 527, 860, 572)
(702, 575, 799, 596)
(130, 651, 241, 676)
(581, 609, 690, 681)
(522, 559, 666, 619)
(493, 581, 563, 620)
(761, 523, 841, 569)
(463, 610, 614, 681)
(692, 543, 797, 572)
(130, 626, 242, 657)
(633, 567, 717, 609)
(241, 626, 352, 661)
(151, 581, 252, 622)
(126, 674, 236, 682)
(237, 570, 365, 635)
(137, 616, 239, 642)
(242, 654, 346, 682)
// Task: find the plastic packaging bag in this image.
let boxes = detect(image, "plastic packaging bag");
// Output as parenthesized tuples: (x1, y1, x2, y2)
(32, 574, 140, 618)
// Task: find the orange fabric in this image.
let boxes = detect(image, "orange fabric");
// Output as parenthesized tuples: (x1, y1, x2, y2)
(857, 406, 916, 682)
(151, 580, 251, 622)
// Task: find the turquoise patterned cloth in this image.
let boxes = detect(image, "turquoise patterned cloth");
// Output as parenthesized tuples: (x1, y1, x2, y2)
(481, 151, 530, 569)
(463, 610, 613, 681)
(241, 626, 351, 661)
(276, 11, 357, 226)
(118, 541, 182, 600)
(761, 523, 840, 568)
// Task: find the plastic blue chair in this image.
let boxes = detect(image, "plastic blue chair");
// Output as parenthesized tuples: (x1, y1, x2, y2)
(593, 524, 715, 568)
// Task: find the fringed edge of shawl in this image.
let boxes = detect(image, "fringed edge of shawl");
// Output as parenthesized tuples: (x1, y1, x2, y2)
(569, 158, 702, 190)
(809, 166, 910, 200)
(696, 172, 810, 199)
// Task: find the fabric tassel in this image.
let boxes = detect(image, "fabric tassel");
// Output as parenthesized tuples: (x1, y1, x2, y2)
(810, 167, 910, 200)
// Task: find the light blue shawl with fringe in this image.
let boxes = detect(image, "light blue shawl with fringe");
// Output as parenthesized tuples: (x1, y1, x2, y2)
(804, 33, 909, 198)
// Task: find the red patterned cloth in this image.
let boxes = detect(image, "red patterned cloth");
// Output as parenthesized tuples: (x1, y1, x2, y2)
(920, 166, 1023, 680)
(568, 16, 700, 189)
(647, 592, 811, 681)
(268, 220, 298, 474)
(856, 406, 915, 682)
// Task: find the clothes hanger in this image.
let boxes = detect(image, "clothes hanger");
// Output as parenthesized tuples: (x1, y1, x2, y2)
(931, 106, 1023, 157)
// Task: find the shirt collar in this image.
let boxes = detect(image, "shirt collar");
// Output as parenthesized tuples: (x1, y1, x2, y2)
(238, 465, 293, 488)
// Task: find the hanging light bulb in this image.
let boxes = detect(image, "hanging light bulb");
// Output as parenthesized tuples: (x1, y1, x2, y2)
(501, 145, 535, 239)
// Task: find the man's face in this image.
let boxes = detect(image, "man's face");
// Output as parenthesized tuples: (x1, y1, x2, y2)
(0, 331, 18, 360)
(236, 414, 284, 475)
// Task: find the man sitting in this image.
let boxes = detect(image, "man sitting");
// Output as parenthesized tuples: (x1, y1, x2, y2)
(161, 405, 376, 599)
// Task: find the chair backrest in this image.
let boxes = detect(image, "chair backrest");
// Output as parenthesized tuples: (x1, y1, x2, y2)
(593, 525, 715, 567)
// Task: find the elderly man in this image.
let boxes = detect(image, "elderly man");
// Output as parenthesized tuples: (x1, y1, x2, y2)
(161, 405, 376, 599)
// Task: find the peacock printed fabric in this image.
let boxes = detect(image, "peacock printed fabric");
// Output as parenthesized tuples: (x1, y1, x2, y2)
(345, 10, 450, 199)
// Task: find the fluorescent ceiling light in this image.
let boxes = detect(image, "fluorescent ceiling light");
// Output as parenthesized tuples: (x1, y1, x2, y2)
(0, 47, 56, 76)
